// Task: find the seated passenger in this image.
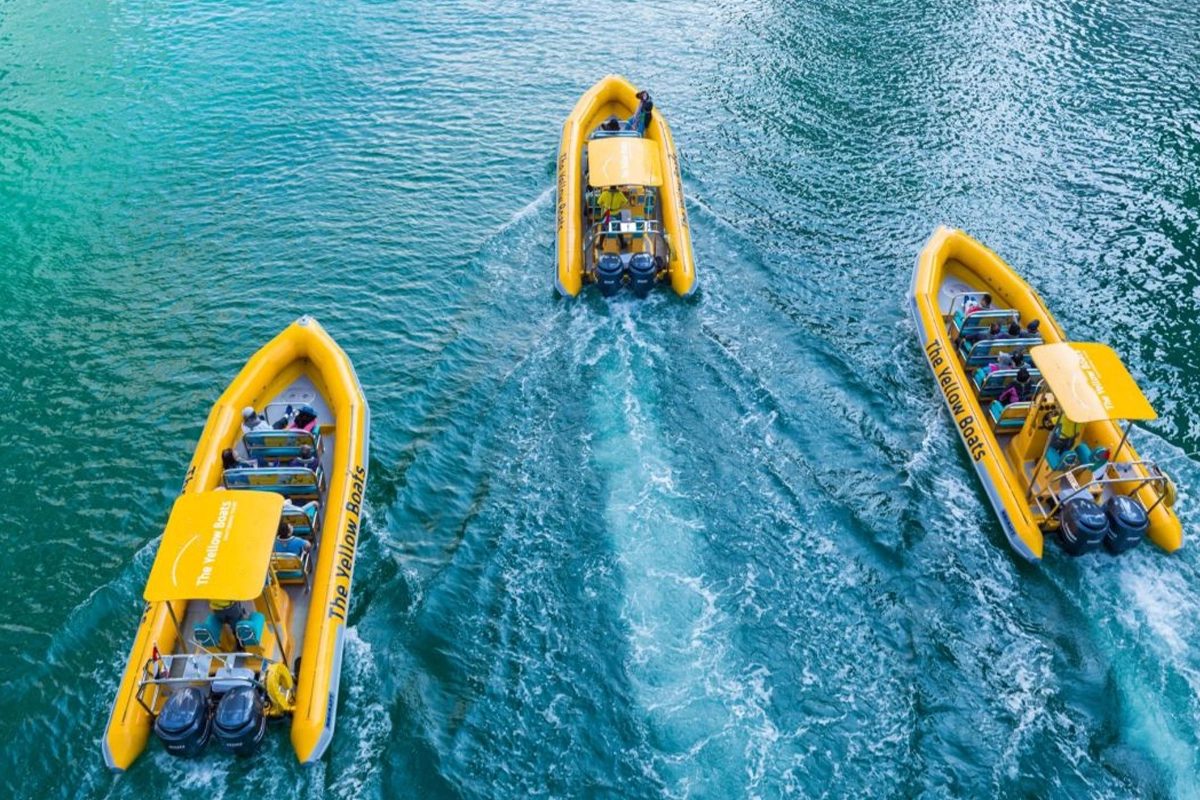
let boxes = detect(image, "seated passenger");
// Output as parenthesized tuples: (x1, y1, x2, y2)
(964, 322, 1001, 347)
(242, 406, 270, 433)
(964, 293, 992, 315)
(288, 444, 319, 471)
(289, 404, 318, 433)
(1021, 319, 1042, 338)
(272, 404, 292, 430)
(1013, 366, 1034, 399)
(221, 447, 255, 470)
(274, 521, 311, 558)
(996, 322, 1022, 340)
(998, 368, 1034, 406)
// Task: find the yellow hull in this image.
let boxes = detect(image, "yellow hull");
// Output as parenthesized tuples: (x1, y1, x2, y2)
(555, 74, 696, 297)
(909, 227, 1182, 561)
(102, 316, 370, 770)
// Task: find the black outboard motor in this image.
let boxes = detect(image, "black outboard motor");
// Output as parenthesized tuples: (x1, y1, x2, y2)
(628, 253, 657, 298)
(1057, 497, 1109, 556)
(595, 254, 624, 297)
(154, 687, 212, 758)
(1103, 495, 1148, 554)
(213, 685, 267, 756)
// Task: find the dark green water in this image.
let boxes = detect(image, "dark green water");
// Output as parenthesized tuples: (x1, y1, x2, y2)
(3, 0, 1200, 797)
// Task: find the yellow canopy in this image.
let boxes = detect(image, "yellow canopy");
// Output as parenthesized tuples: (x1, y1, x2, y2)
(144, 491, 285, 602)
(1030, 342, 1157, 423)
(587, 137, 663, 188)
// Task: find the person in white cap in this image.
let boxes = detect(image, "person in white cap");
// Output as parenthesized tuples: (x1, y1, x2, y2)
(241, 406, 270, 433)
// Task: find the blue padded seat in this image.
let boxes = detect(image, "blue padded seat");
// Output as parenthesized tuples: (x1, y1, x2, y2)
(1080, 443, 1109, 471)
(194, 614, 223, 649)
(1045, 445, 1080, 472)
(235, 612, 266, 648)
(1047, 443, 1101, 473)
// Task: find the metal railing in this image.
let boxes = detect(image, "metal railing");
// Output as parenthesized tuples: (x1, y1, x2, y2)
(1032, 458, 1172, 522)
(588, 128, 641, 140)
(587, 218, 662, 241)
(135, 651, 275, 715)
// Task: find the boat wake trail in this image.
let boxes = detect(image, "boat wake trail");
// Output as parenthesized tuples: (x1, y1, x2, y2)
(895, 362, 1200, 797)
(579, 300, 759, 798)
(1048, 434, 1200, 799)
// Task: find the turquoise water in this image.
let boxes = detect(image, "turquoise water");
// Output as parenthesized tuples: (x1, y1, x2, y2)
(3, 0, 1200, 797)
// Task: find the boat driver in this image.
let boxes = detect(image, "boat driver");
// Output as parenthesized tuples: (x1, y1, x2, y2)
(209, 599, 248, 647)
(1047, 411, 1083, 455)
(597, 186, 628, 227)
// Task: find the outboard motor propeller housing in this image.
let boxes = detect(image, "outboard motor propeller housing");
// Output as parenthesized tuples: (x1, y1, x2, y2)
(595, 254, 624, 297)
(1058, 497, 1109, 556)
(627, 253, 657, 298)
(154, 687, 212, 758)
(1103, 495, 1148, 554)
(213, 685, 267, 756)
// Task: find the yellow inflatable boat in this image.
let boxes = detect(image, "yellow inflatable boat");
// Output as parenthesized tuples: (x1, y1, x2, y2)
(102, 315, 370, 770)
(909, 227, 1181, 562)
(555, 74, 697, 298)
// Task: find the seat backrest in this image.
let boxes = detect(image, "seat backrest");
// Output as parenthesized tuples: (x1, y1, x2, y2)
(242, 429, 321, 463)
(964, 338, 1041, 367)
(281, 506, 317, 537)
(988, 399, 1033, 429)
(194, 615, 222, 650)
(235, 612, 266, 648)
(999, 401, 1032, 422)
(223, 466, 322, 498)
(955, 309, 1012, 338)
(271, 552, 305, 571)
(271, 552, 309, 584)
(979, 368, 1043, 397)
